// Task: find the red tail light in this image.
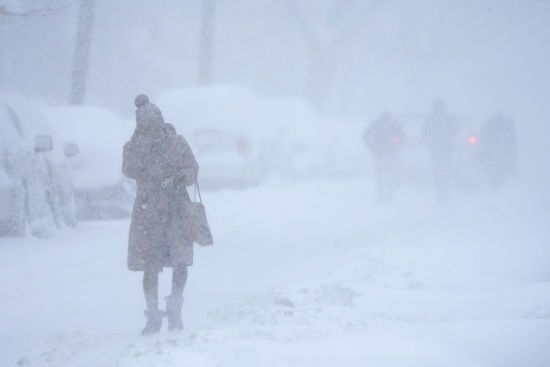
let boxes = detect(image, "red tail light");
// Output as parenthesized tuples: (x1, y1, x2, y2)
(392, 136, 401, 145)
(236, 136, 250, 155)
(467, 135, 478, 145)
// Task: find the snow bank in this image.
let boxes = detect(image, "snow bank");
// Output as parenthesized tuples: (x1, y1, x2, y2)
(5, 179, 549, 366)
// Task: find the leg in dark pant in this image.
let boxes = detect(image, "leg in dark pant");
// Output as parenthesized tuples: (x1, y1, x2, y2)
(141, 270, 162, 335)
(166, 265, 187, 331)
(171, 265, 188, 298)
(143, 271, 159, 311)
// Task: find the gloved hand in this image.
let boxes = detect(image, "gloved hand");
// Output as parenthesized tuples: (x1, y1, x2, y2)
(161, 177, 174, 188)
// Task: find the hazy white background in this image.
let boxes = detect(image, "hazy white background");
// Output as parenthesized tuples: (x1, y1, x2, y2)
(1, 1, 550, 366)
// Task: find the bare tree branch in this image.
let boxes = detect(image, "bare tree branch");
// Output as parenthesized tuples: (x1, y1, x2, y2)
(283, 0, 386, 54)
(282, 0, 322, 56)
(0, 2, 75, 18)
(281, 0, 388, 108)
(329, 0, 386, 51)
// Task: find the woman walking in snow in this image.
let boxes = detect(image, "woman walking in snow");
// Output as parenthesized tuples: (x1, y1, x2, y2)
(122, 94, 199, 335)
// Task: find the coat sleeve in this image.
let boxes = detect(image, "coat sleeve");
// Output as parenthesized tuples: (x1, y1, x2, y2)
(167, 135, 199, 186)
(122, 139, 143, 179)
(122, 134, 161, 180)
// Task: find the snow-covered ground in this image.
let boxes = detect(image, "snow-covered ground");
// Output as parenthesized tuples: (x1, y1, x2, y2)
(1, 179, 549, 367)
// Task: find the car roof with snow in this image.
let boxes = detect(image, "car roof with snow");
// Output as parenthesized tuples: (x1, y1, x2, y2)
(157, 85, 322, 143)
(43, 105, 134, 189)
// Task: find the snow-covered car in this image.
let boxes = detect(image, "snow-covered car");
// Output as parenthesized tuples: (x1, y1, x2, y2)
(0, 93, 77, 237)
(190, 127, 261, 189)
(157, 85, 358, 188)
(44, 106, 136, 220)
(157, 86, 266, 190)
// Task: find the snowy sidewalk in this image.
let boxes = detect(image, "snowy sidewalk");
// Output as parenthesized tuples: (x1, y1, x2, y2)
(2, 180, 550, 367)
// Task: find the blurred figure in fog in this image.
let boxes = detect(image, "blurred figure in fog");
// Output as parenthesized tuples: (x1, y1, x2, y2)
(423, 99, 458, 205)
(480, 114, 517, 190)
(363, 111, 405, 205)
(122, 94, 199, 335)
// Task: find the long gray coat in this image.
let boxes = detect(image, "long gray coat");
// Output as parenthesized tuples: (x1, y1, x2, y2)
(122, 123, 199, 272)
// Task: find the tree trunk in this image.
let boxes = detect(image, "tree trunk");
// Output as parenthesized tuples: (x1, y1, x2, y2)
(0, 19, 8, 88)
(68, 0, 96, 105)
(196, 0, 216, 85)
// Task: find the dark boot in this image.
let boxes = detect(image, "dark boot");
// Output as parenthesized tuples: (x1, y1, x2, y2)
(165, 295, 184, 331)
(141, 310, 164, 336)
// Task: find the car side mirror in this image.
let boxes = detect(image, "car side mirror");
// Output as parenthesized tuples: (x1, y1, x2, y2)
(34, 135, 53, 153)
(64, 143, 79, 158)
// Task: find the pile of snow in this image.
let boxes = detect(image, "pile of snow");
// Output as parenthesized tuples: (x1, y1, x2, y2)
(4, 180, 550, 366)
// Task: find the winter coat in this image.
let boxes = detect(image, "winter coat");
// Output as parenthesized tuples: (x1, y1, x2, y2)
(364, 117, 404, 159)
(122, 123, 199, 272)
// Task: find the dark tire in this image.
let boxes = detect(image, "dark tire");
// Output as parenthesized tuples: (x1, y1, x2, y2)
(9, 196, 27, 237)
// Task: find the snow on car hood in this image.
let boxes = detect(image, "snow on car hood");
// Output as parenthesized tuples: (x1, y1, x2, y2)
(43, 106, 134, 189)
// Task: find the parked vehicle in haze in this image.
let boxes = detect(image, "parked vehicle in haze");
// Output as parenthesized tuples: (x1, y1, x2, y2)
(190, 127, 261, 189)
(157, 85, 358, 189)
(0, 93, 77, 237)
(44, 106, 136, 220)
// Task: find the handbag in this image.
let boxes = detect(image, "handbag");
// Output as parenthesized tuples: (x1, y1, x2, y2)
(191, 181, 214, 246)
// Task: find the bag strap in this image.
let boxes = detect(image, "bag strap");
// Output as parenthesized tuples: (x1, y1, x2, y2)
(194, 181, 203, 204)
